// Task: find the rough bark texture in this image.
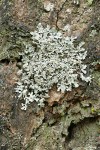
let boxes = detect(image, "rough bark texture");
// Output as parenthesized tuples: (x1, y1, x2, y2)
(0, 0, 100, 150)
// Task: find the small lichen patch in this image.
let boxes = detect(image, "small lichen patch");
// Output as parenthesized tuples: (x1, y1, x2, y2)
(43, 1, 54, 12)
(15, 23, 91, 110)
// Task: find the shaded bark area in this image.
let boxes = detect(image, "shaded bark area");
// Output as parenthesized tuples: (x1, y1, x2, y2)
(0, 0, 100, 150)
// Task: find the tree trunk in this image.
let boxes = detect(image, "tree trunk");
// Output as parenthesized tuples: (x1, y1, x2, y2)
(0, 0, 100, 150)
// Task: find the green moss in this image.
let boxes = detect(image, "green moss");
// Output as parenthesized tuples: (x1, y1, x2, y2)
(0, 0, 3, 5)
(87, 0, 94, 6)
(26, 124, 54, 150)
(92, 71, 100, 86)
(0, 23, 31, 60)
(0, 35, 21, 61)
(91, 107, 100, 114)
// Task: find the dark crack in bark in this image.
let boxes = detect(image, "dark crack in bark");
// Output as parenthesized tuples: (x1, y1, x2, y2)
(56, 0, 68, 30)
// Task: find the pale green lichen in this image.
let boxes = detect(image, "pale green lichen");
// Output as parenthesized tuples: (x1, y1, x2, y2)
(73, 0, 80, 5)
(15, 23, 91, 110)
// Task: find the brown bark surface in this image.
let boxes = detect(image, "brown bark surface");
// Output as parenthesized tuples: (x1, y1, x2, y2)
(0, 0, 100, 149)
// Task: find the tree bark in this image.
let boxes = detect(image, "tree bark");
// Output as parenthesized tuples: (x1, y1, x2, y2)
(0, 0, 100, 150)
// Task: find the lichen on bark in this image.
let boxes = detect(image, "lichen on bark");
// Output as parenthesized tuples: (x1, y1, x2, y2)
(0, 0, 100, 150)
